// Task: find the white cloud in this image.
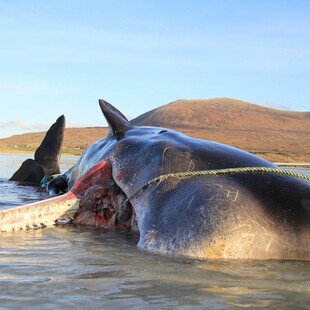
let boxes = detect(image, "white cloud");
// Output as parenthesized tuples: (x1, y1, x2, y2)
(264, 101, 292, 111)
(0, 119, 54, 139)
(0, 120, 49, 131)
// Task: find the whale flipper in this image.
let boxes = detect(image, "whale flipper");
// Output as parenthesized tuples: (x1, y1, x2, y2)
(9, 159, 44, 183)
(10, 115, 65, 183)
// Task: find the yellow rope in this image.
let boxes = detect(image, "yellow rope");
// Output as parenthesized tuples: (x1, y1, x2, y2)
(125, 166, 310, 204)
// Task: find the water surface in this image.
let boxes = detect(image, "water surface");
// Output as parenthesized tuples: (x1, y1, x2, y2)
(0, 154, 309, 309)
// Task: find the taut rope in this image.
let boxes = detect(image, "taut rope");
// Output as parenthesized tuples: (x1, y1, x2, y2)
(125, 166, 310, 204)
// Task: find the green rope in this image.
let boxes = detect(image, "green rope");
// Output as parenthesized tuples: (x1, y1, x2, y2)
(40, 174, 61, 186)
(125, 166, 310, 204)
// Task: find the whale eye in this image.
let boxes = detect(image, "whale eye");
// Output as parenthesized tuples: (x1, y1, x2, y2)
(158, 130, 168, 134)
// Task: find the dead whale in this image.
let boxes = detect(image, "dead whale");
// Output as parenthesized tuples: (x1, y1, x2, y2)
(1, 100, 309, 260)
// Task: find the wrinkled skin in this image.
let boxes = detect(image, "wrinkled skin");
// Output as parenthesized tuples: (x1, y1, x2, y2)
(44, 99, 310, 260)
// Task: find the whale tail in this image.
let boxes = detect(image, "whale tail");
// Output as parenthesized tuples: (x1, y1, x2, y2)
(10, 115, 65, 183)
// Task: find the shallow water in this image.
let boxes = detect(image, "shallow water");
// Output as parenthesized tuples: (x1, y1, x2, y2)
(0, 154, 309, 309)
(0, 154, 77, 210)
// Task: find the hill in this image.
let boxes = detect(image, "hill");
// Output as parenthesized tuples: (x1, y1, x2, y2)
(0, 98, 309, 163)
(132, 98, 310, 163)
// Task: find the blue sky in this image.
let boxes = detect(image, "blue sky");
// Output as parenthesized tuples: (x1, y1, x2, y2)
(0, 0, 309, 138)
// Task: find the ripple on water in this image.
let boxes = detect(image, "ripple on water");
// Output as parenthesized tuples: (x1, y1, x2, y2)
(0, 156, 310, 309)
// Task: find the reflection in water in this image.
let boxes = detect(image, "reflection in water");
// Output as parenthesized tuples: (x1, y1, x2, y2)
(1, 227, 309, 309)
(0, 155, 309, 309)
(0, 178, 50, 210)
(0, 154, 77, 210)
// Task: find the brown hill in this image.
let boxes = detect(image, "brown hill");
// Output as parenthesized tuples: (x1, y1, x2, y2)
(132, 98, 310, 163)
(0, 127, 108, 156)
(0, 98, 309, 163)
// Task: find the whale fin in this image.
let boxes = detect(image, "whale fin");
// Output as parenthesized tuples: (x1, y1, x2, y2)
(34, 115, 65, 177)
(9, 159, 44, 183)
(10, 115, 65, 183)
(99, 99, 132, 137)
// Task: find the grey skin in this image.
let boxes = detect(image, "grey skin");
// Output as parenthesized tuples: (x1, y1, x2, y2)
(48, 100, 310, 260)
(10, 115, 65, 184)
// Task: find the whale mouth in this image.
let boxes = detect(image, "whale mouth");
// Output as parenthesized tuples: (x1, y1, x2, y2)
(59, 160, 133, 229)
(0, 160, 133, 232)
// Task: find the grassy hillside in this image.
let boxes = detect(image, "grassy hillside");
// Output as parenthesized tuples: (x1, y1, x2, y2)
(0, 98, 309, 163)
(132, 98, 310, 163)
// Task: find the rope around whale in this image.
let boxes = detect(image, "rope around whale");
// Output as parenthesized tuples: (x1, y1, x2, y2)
(124, 166, 310, 204)
(40, 174, 61, 186)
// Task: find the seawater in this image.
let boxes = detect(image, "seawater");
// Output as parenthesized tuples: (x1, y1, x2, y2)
(0, 154, 309, 309)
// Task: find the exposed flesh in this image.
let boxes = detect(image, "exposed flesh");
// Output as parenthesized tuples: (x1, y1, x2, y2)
(0, 160, 132, 232)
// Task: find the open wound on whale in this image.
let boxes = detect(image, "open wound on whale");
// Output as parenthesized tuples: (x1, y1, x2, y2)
(0, 160, 132, 232)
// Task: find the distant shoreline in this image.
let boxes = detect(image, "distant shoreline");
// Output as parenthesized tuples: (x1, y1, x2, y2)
(1, 149, 309, 168)
(0, 149, 79, 157)
(274, 163, 310, 168)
